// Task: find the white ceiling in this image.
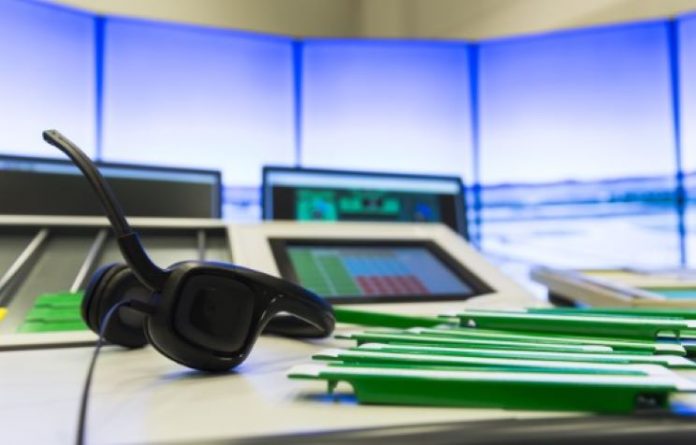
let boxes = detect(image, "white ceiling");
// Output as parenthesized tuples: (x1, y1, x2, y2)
(46, 0, 696, 39)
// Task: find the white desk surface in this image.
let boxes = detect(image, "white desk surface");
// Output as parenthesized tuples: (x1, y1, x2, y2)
(0, 326, 576, 444)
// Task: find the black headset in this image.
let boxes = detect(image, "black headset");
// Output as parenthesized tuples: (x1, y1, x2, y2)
(43, 129, 335, 372)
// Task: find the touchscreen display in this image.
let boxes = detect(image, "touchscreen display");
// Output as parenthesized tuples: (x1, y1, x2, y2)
(283, 244, 476, 299)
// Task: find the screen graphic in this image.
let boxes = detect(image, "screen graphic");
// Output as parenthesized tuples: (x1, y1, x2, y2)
(294, 189, 442, 223)
(285, 245, 474, 298)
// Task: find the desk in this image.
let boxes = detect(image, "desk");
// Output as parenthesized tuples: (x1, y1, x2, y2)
(0, 328, 575, 444)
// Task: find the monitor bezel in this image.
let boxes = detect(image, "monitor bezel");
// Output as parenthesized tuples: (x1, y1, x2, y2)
(261, 165, 468, 239)
(0, 153, 223, 218)
(269, 238, 492, 304)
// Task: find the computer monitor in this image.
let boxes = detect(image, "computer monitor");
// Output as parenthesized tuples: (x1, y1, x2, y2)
(262, 167, 468, 238)
(0, 154, 222, 218)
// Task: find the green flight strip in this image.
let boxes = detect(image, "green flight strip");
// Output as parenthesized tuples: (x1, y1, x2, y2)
(528, 307, 696, 319)
(452, 310, 696, 340)
(288, 363, 683, 413)
(17, 292, 87, 333)
(291, 307, 696, 413)
(354, 343, 696, 368)
(314, 348, 668, 376)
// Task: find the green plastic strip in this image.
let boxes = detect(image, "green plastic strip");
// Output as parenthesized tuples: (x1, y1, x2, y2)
(17, 320, 88, 333)
(33, 292, 84, 307)
(333, 307, 452, 328)
(17, 292, 87, 333)
(528, 307, 696, 320)
(313, 348, 681, 378)
(337, 331, 615, 353)
(405, 327, 686, 356)
(288, 364, 678, 413)
(23, 306, 83, 321)
(355, 343, 695, 368)
(453, 311, 695, 340)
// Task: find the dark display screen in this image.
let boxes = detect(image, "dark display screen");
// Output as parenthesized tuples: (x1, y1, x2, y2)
(0, 155, 221, 218)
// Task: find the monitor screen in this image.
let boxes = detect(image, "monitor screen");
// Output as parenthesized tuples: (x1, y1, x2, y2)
(270, 239, 490, 303)
(262, 167, 468, 238)
(0, 155, 221, 218)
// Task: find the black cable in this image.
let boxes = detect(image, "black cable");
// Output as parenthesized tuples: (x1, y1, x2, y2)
(76, 301, 131, 445)
(42, 130, 132, 237)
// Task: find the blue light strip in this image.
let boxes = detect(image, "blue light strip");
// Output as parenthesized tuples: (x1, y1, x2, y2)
(668, 19, 688, 266)
(94, 15, 105, 160)
(292, 40, 304, 167)
(468, 43, 482, 246)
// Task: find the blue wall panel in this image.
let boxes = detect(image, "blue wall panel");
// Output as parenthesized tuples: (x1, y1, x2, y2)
(101, 19, 296, 189)
(0, 0, 96, 157)
(478, 22, 680, 267)
(679, 14, 696, 264)
(301, 40, 474, 181)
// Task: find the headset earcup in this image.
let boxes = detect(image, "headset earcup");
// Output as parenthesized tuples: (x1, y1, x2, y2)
(82, 263, 126, 333)
(81, 263, 150, 348)
(143, 274, 259, 372)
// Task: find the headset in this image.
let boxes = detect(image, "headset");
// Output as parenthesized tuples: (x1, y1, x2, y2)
(42, 129, 335, 373)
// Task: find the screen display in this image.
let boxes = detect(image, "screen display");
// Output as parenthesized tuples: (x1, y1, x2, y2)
(273, 241, 485, 303)
(0, 155, 221, 218)
(293, 188, 445, 222)
(263, 168, 467, 237)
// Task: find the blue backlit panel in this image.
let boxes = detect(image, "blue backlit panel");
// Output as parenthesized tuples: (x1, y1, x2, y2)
(480, 22, 675, 183)
(478, 23, 680, 267)
(0, 0, 95, 157)
(301, 40, 473, 181)
(678, 14, 696, 264)
(101, 18, 295, 188)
